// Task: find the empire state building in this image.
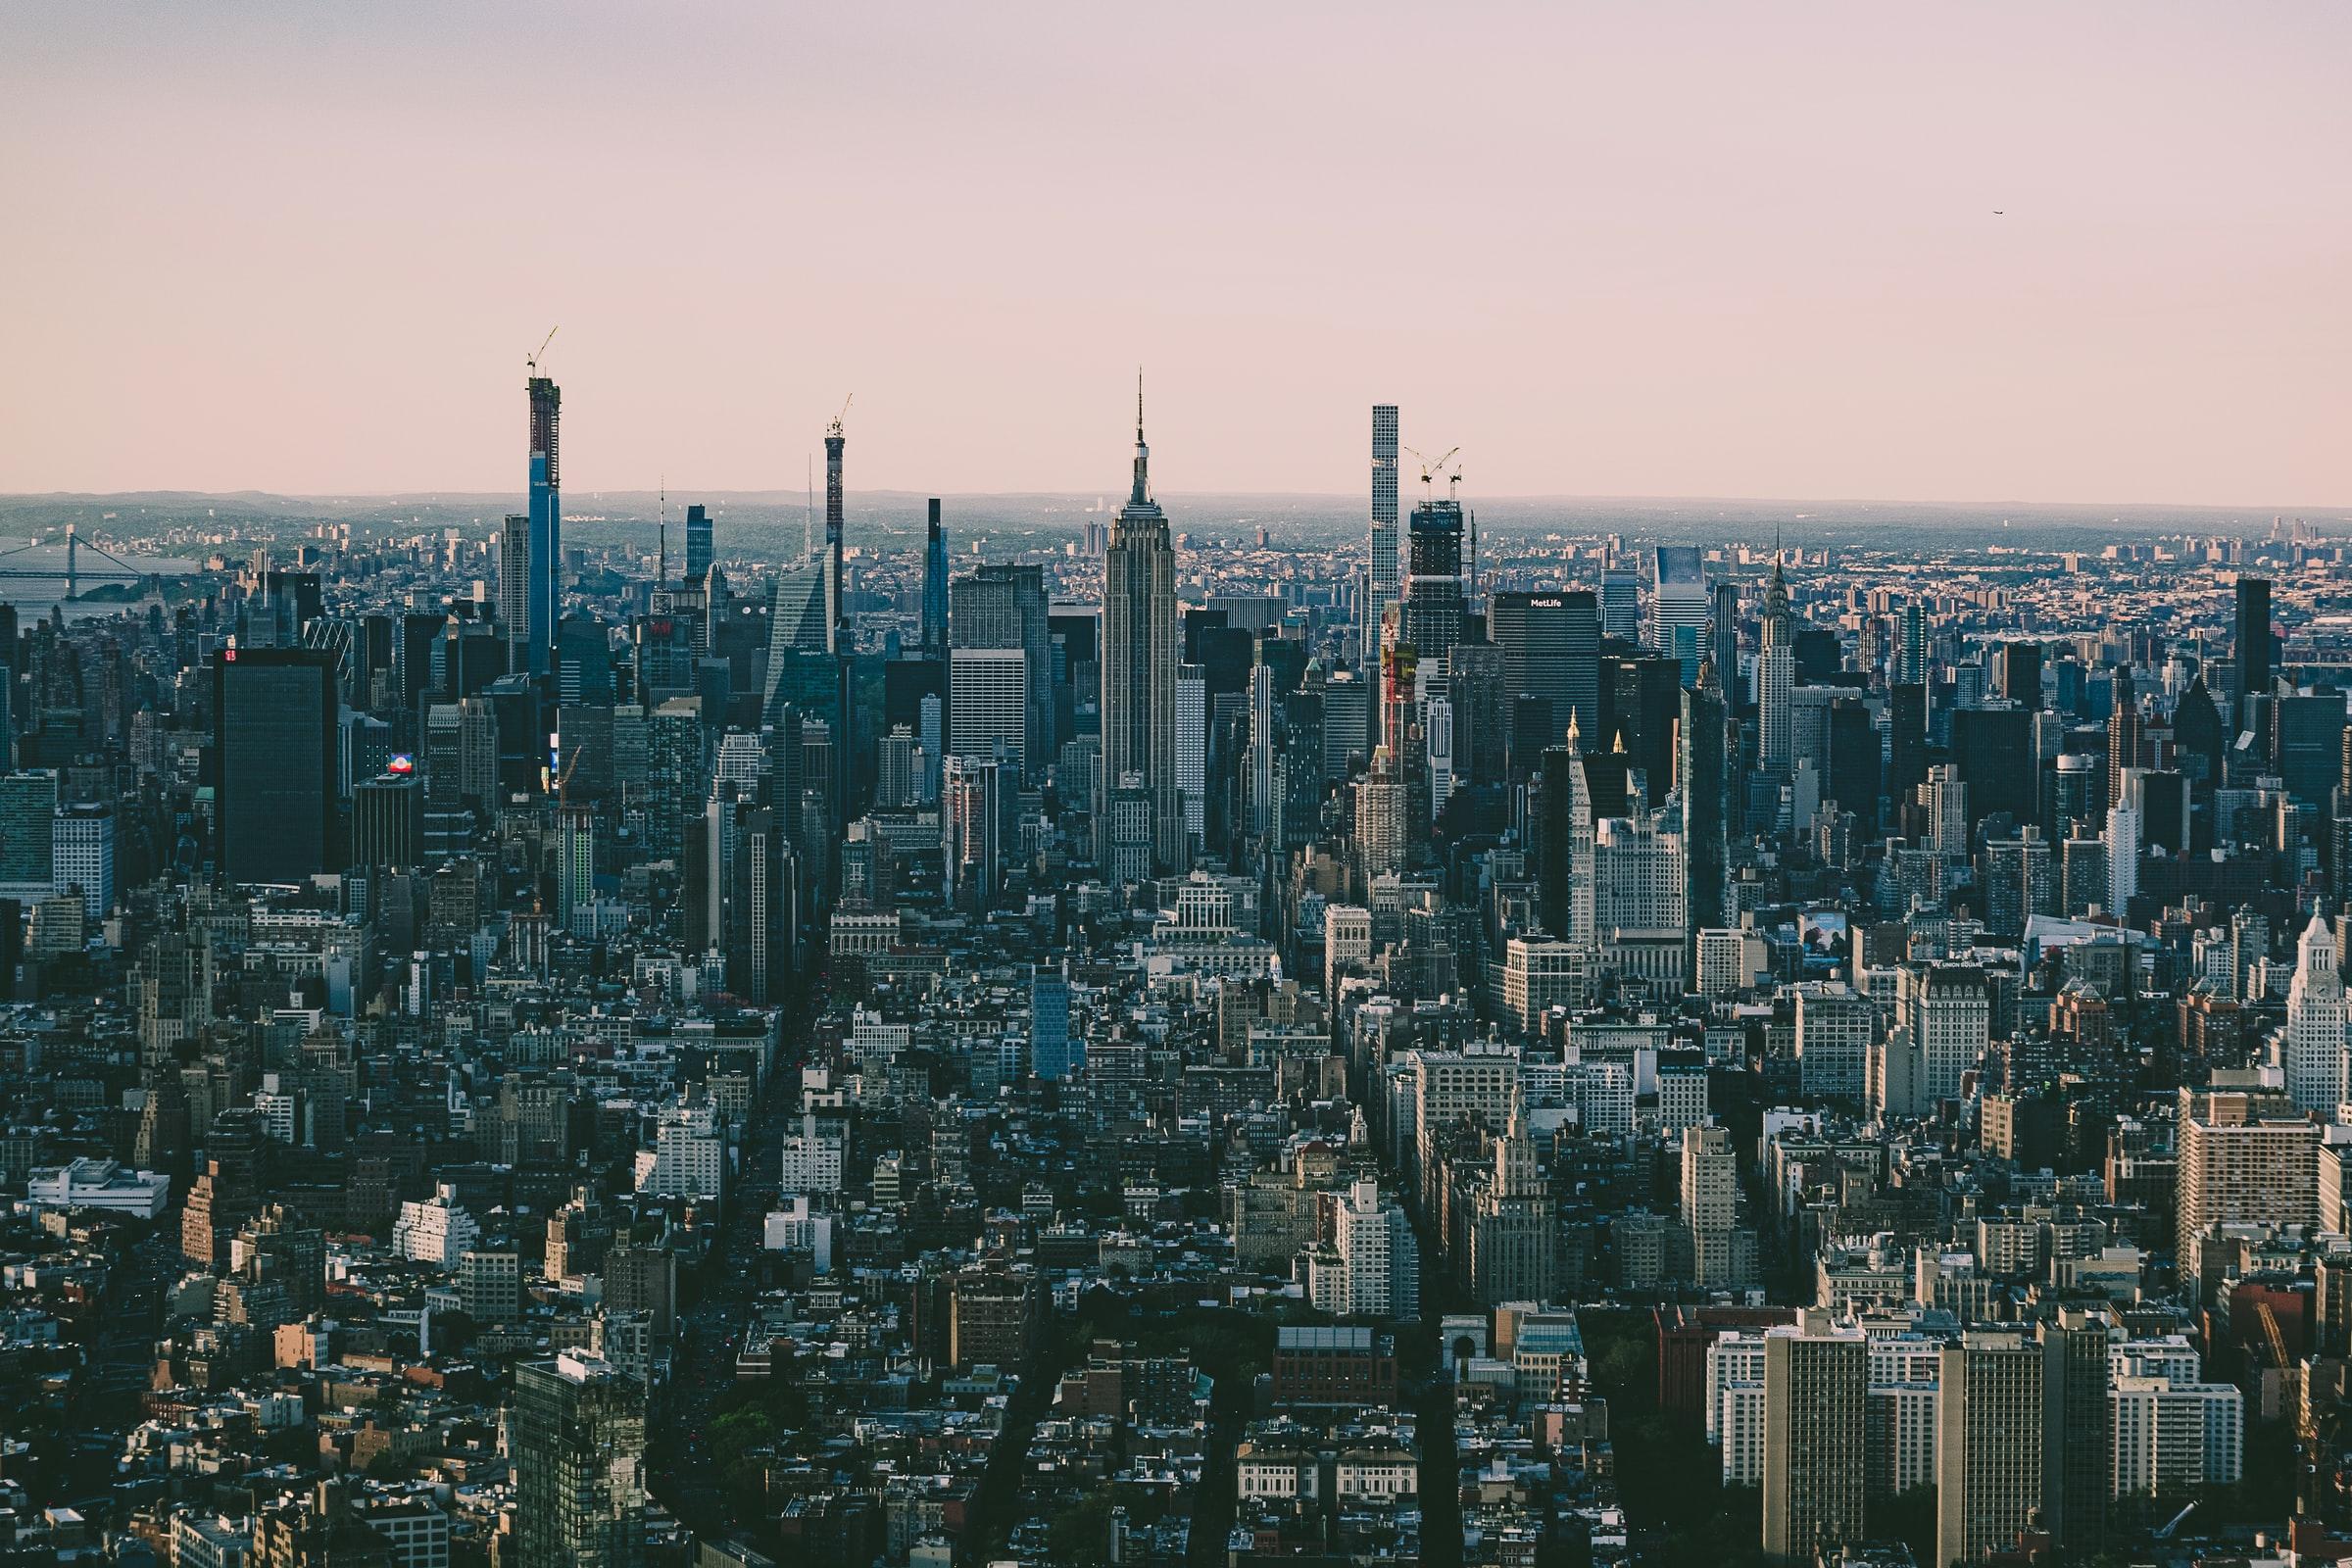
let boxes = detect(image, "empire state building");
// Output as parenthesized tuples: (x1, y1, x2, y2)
(1100, 381, 1189, 881)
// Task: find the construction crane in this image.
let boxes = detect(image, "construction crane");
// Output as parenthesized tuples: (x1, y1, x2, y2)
(829, 393, 854, 438)
(526, 326, 559, 375)
(555, 744, 585, 808)
(1402, 444, 1461, 501)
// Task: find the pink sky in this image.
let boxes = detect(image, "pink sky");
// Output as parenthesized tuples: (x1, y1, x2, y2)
(2, 2, 2346, 506)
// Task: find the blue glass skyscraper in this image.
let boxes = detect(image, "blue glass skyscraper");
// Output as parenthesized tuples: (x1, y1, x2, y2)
(685, 503, 712, 583)
(526, 374, 562, 676)
(1031, 965, 1076, 1080)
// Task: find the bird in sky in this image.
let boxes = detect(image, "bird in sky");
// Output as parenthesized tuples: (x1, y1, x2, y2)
(1993, 210, 2005, 216)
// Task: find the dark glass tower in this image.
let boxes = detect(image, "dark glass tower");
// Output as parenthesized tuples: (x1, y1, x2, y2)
(922, 498, 949, 661)
(215, 648, 339, 884)
(1681, 660, 1730, 971)
(1401, 497, 1466, 666)
(525, 375, 562, 677)
(1100, 382, 1187, 878)
(684, 503, 712, 583)
(2234, 576, 2273, 706)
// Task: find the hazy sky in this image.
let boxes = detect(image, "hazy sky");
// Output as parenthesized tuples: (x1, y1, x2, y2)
(3, 2, 2346, 506)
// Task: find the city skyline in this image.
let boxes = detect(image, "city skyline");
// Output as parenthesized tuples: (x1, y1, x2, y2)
(4, 3, 2349, 505)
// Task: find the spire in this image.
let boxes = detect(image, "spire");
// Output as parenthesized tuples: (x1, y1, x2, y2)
(1130, 368, 1151, 508)
(1565, 706, 1582, 753)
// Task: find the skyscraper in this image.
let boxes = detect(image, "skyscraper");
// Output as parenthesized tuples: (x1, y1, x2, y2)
(2235, 575, 2273, 707)
(1756, 554, 1794, 778)
(1031, 964, 1077, 1080)
(922, 499, 949, 661)
(511, 1352, 647, 1568)
(1364, 405, 1399, 675)
(525, 373, 562, 676)
(215, 648, 338, 885)
(1680, 661, 1730, 976)
(1761, 1321, 1868, 1561)
(684, 503, 712, 583)
(1709, 577, 1740, 705)
(498, 513, 530, 668)
(824, 408, 848, 655)
(1100, 382, 1187, 878)
(1648, 546, 1707, 656)
(1490, 590, 1597, 771)
(1402, 495, 1466, 666)
(2284, 913, 2348, 1114)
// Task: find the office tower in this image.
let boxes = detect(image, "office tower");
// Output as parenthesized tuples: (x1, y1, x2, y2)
(726, 806, 795, 1004)
(1469, 1112, 1555, 1305)
(2284, 914, 2348, 1114)
(1994, 641, 2042, 708)
(683, 503, 712, 583)
(1761, 1323, 1868, 1561)
(948, 647, 1027, 776)
(1490, 589, 1597, 768)
(2051, 752, 2097, 833)
(1247, 660, 1277, 838)
(1710, 578, 1740, 704)
(2177, 1073, 2319, 1284)
(556, 802, 596, 934)
(2235, 575, 2274, 706)
(1648, 546, 1707, 655)
(525, 372, 562, 677)
(1401, 494, 1466, 665)
(1424, 696, 1454, 820)
(1897, 963, 1987, 1102)
(1322, 667, 1370, 778)
(1896, 600, 1926, 686)
(1936, 1331, 2064, 1568)
(49, 803, 114, 920)
(1445, 642, 1503, 787)
(1980, 826, 2055, 939)
(952, 564, 1051, 785)
(944, 754, 1003, 910)
(1031, 964, 1077, 1080)
(511, 1353, 648, 1568)
(1599, 565, 1640, 644)
(1756, 555, 1794, 778)
(1949, 707, 2034, 835)
(0, 769, 59, 898)
(2274, 691, 2345, 807)
(498, 514, 529, 666)
(1364, 405, 1399, 672)
(1603, 651, 1680, 802)
(1355, 746, 1407, 879)
(1919, 762, 1968, 860)
(215, 648, 338, 885)
(1680, 662, 1730, 975)
(824, 408, 847, 654)
(352, 771, 423, 871)
(922, 499, 949, 660)
(1100, 385, 1187, 878)
(1177, 664, 1206, 844)
(2107, 667, 2140, 811)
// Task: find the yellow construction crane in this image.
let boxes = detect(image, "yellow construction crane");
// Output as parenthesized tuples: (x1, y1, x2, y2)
(526, 326, 559, 375)
(1403, 444, 1461, 500)
(829, 393, 854, 437)
(555, 744, 585, 808)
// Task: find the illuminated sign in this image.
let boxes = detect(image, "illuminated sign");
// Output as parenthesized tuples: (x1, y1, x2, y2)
(386, 754, 415, 774)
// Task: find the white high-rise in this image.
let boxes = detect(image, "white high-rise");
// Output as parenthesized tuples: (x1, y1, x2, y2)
(2104, 806, 2140, 915)
(1177, 663, 1206, 846)
(2283, 913, 2349, 1114)
(1757, 555, 1795, 778)
(949, 647, 1027, 775)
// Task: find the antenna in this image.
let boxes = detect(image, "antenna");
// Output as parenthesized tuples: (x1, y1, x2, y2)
(657, 476, 667, 588)
(806, 455, 815, 562)
(526, 325, 559, 374)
